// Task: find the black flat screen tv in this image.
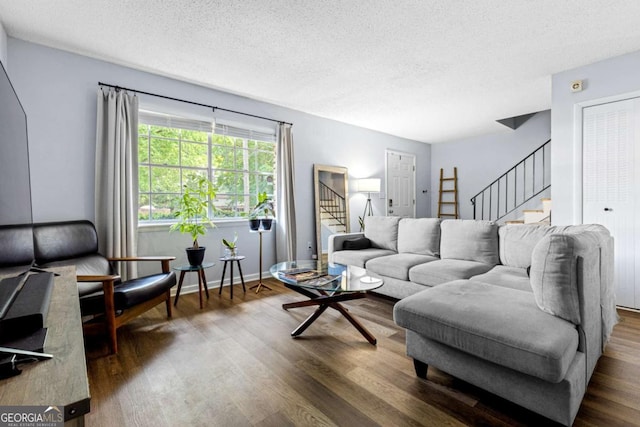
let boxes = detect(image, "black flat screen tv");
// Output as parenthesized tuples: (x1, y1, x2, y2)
(0, 60, 32, 226)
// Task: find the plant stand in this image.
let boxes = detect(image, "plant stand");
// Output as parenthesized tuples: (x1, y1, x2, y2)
(249, 229, 272, 293)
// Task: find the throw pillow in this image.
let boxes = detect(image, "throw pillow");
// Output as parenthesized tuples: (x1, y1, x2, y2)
(529, 234, 581, 325)
(342, 237, 371, 250)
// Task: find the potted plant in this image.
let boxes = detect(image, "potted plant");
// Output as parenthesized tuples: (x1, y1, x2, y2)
(222, 233, 238, 257)
(250, 192, 274, 230)
(170, 173, 217, 266)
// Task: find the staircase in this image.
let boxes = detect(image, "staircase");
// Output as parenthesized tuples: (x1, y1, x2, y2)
(505, 198, 551, 225)
(318, 181, 347, 233)
(471, 140, 550, 223)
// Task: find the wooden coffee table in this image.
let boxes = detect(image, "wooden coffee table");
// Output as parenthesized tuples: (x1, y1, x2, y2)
(270, 261, 383, 345)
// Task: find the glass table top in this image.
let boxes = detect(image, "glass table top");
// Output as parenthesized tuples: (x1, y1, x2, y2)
(173, 262, 215, 272)
(270, 260, 383, 293)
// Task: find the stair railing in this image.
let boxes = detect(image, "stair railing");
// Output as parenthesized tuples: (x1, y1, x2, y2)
(471, 139, 550, 221)
(319, 181, 346, 227)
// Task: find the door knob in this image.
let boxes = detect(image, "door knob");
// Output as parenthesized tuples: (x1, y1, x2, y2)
(604, 207, 613, 212)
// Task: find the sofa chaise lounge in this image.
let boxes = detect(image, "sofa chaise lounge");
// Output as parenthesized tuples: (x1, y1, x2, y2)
(328, 217, 617, 425)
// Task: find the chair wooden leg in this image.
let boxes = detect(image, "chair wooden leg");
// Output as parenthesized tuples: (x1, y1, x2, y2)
(102, 280, 118, 354)
(165, 289, 172, 318)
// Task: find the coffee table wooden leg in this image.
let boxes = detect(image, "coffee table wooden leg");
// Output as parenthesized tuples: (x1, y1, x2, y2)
(332, 302, 377, 345)
(174, 271, 186, 307)
(291, 304, 330, 337)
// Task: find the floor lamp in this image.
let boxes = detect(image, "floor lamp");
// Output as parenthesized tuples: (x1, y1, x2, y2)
(357, 178, 381, 225)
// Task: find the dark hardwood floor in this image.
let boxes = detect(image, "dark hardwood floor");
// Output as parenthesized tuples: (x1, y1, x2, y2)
(83, 279, 640, 426)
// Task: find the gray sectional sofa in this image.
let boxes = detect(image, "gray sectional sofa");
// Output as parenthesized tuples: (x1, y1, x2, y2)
(328, 216, 617, 426)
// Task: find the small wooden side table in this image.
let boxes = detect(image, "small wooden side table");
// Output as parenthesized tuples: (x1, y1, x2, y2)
(173, 262, 214, 309)
(219, 255, 246, 299)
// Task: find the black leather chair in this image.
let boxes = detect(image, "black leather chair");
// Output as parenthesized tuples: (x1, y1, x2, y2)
(0, 220, 176, 353)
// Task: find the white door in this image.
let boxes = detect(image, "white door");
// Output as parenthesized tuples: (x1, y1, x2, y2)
(582, 97, 640, 309)
(386, 150, 416, 217)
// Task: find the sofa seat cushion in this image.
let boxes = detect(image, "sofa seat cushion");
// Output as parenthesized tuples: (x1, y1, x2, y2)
(469, 265, 532, 292)
(409, 259, 494, 287)
(393, 280, 579, 383)
(366, 253, 438, 281)
(333, 248, 395, 268)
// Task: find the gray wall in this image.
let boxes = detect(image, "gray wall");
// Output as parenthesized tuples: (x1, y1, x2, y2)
(6, 37, 430, 285)
(0, 22, 7, 67)
(551, 49, 640, 225)
(430, 111, 551, 219)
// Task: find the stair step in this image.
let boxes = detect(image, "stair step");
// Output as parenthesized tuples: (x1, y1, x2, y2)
(524, 210, 548, 224)
(505, 220, 525, 224)
(542, 198, 552, 215)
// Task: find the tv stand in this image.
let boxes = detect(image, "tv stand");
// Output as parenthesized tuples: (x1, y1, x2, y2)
(0, 266, 90, 425)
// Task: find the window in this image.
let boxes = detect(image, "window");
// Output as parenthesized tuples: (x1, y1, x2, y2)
(138, 112, 276, 222)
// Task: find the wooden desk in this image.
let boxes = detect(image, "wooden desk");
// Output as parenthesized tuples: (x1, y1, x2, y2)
(0, 266, 90, 426)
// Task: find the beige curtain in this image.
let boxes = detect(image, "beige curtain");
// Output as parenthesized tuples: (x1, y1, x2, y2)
(275, 123, 296, 261)
(95, 88, 139, 279)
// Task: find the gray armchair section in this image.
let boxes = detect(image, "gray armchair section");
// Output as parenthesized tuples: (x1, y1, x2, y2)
(328, 216, 616, 425)
(0, 220, 176, 353)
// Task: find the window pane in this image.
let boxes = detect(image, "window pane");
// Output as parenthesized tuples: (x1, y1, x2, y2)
(213, 170, 238, 194)
(212, 194, 237, 218)
(211, 146, 235, 170)
(139, 166, 150, 192)
(151, 167, 181, 193)
(138, 135, 150, 163)
(182, 141, 208, 168)
(181, 129, 207, 143)
(150, 138, 179, 166)
(138, 194, 150, 221)
(151, 125, 180, 139)
(150, 194, 180, 220)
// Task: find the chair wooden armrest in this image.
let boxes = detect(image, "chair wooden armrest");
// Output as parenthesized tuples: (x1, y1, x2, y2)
(107, 256, 176, 273)
(76, 274, 120, 283)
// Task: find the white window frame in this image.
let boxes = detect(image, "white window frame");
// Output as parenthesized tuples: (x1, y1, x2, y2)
(137, 111, 276, 223)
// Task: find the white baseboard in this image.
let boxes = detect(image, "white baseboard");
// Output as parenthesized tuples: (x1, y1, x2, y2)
(170, 271, 265, 296)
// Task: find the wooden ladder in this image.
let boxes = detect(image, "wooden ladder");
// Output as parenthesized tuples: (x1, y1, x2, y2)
(438, 167, 459, 219)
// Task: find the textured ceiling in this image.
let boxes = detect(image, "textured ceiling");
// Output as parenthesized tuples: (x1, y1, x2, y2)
(2, 1, 640, 143)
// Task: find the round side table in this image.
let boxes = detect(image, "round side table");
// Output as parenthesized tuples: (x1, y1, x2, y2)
(173, 262, 214, 309)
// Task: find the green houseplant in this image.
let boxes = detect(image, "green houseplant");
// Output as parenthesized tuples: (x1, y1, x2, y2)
(248, 192, 274, 231)
(170, 173, 217, 265)
(222, 233, 238, 257)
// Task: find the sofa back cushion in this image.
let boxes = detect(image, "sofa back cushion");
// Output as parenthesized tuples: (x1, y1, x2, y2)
(0, 224, 34, 267)
(530, 234, 580, 325)
(440, 220, 499, 265)
(364, 216, 401, 251)
(397, 218, 441, 256)
(33, 220, 99, 264)
(499, 224, 556, 268)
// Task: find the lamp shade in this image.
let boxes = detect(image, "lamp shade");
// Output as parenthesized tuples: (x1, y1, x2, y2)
(356, 178, 381, 193)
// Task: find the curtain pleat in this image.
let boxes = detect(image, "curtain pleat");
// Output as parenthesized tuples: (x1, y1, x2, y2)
(275, 123, 297, 261)
(95, 88, 139, 279)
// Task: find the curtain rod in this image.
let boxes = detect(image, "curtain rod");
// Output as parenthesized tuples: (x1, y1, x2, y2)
(98, 82, 293, 126)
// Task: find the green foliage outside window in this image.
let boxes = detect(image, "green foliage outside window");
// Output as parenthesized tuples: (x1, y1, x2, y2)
(137, 121, 275, 222)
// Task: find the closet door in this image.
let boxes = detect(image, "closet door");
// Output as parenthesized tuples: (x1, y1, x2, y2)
(582, 97, 640, 309)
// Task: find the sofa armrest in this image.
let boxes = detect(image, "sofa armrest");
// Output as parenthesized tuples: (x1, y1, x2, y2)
(328, 232, 365, 264)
